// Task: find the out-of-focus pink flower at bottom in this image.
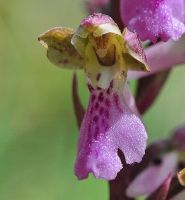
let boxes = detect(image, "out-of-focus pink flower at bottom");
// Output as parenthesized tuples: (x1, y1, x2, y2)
(126, 152, 178, 197)
(126, 125, 185, 198)
(128, 35, 185, 80)
(171, 190, 185, 200)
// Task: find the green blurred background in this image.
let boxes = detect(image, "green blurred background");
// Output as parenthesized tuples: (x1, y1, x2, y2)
(0, 0, 185, 199)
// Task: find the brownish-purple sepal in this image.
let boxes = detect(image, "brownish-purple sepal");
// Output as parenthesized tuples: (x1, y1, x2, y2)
(109, 150, 134, 200)
(109, 0, 124, 30)
(136, 69, 171, 115)
(167, 177, 185, 199)
(147, 173, 173, 200)
(38, 27, 84, 69)
(72, 73, 85, 128)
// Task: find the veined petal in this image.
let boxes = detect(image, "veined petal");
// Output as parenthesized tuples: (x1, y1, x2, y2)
(38, 27, 84, 69)
(75, 81, 147, 180)
(120, 0, 185, 42)
(126, 152, 178, 198)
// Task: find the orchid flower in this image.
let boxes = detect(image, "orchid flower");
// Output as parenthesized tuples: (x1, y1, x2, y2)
(126, 125, 185, 199)
(38, 13, 149, 180)
(120, 0, 185, 43)
(86, 1, 185, 116)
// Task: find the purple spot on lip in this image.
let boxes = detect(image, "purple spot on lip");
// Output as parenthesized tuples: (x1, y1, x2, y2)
(93, 115, 99, 123)
(98, 92, 104, 102)
(99, 107, 104, 115)
(101, 118, 109, 132)
(94, 126, 99, 140)
(106, 88, 111, 94)
(88, 84, 94, 92)
(104, 109, 110, 118)
(88, 124, 91, 136)
(114, 93, 122, 112)
(106, 82, 113, 94)
(91, 94, 96, 102)
(95, 102, 100, 110)
(105, 98, 110, 107)
(96, 73, 101, 81)
(110, 81, 113, 89)
(90, 106, 93, 114)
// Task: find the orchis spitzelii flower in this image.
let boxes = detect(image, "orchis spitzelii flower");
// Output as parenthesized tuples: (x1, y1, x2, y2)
(38, 13, 150, 180)
(120, 0, 185, 42)
(126, 125, 185, 199)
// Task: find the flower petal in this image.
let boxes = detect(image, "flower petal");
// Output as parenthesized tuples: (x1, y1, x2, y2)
(123, 28, 150, 72)
(128, 35, 185, 80)
(123, 83, 139, 115)
(73, 13, 121, 40)
(126, 152, 178, 198)
(75, 82, 147, 180)
(120, 0, 185, 42)
(38, 27, 84, 69)
(148, 173, 173, 200)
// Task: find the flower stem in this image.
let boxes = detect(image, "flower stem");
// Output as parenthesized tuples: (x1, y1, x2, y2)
(108, 1, 133, 199)
(110, 0, 124, 30)
(109, 151, 134, 200)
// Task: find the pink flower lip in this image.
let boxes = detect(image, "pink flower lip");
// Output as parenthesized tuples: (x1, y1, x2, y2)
(75, 82, 147, 180)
